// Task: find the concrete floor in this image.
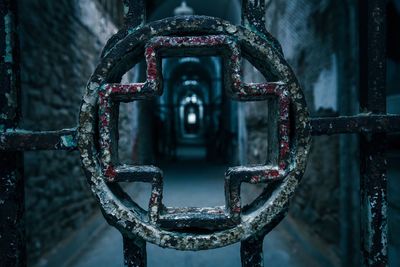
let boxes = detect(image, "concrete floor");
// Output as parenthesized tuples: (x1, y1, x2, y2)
(67, 155, 326, 267)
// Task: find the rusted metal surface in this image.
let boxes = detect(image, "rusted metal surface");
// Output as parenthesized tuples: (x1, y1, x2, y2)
(359, 0, 388, 266)
(77, 15, 311, 257)
(360, 134, 387, 267)
(96, 35, 293, 234)
(240, 212, 285, 267)
(241, 234, 264, 267)
(0, 128, 77, 151)
(0, 0, 19, 128)
(241, 0, 283, 55)
(0, 0, 25, 266)
(123, 235, 146, 267)
(0, 151, 24, 266)
(1, 114, 399, 152)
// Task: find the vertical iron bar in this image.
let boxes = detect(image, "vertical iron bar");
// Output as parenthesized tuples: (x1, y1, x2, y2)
(123, 3, 147, 267)
(123, 0, 146, 28)
(359, 0, 387, 266)
(121, 1, 147, 264)
(241, 0, 283, 55)
(240, 214, 284, 267)
(241, 234, 265, 267)
(241, 0, 266, 34)
(123, 235, 147, 267)
(0, 0, 25, 266)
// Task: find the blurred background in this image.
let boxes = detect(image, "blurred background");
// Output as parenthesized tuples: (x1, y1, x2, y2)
(17, 0, 399, 266)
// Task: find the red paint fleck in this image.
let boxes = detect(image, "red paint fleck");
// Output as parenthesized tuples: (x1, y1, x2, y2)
(280, 141, 290, 158)
(100, 113, 109, 127)
(147, 61, 158, 80)
(232, 206, 241, 213)
(99, 91, 108, 106)
(279, 98, 290, 118)
(279, 162, 287, 170)
(104, 165, 116, 179)
(266, 83, 277, 94)
(149, 193, 158, 205)
(145, 47, 154, 57)
(265, 169, 280, 178)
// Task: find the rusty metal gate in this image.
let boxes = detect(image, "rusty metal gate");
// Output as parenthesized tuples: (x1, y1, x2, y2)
(1, 0, 399, 266)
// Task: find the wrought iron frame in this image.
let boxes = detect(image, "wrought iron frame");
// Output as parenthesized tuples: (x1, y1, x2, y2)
(0, 0, 398, 266)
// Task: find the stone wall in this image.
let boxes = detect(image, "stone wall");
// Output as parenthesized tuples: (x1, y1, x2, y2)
(17, 0, 133, 264)
(242, 0, 359, 265)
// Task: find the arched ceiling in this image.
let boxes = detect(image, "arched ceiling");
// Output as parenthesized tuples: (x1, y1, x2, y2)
(148, 0, 241, 24)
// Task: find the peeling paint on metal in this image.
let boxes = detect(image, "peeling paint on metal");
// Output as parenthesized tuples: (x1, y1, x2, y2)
(77, 16, 311, 252)
(4, 13, 13, 64)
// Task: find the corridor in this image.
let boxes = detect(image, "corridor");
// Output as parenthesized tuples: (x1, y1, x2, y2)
(3, 1, 396, 266)
(66, 149, 329, 267)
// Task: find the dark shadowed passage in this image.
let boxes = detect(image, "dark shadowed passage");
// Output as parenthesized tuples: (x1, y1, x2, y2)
(68, 153, 326, 267)
(0, 0, 398, 267)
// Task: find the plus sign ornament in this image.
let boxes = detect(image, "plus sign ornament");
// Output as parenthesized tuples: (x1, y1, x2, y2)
(78, 12, 310, 250)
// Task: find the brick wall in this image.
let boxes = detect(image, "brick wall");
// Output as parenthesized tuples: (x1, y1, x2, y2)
(17, 0, 132, 264)
(241, 0, 359, 265)
(263, 0, 341, 249)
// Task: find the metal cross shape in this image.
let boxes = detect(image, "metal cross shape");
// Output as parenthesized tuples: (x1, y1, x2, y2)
(97, 35, 292, 231)
(1, 0, 396, 267)
(77, 0, 312, 264)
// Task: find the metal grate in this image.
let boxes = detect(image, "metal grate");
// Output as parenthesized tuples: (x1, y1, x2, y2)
(0, 0, 398, 266)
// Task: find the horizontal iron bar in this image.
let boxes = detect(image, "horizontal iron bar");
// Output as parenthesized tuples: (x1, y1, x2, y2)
(113, 165, 162, 183)
(311, 114, 400, 135)
(158, 206, 236, 231)
(0, 114, 399, 151)
(0, 128, 77, 151)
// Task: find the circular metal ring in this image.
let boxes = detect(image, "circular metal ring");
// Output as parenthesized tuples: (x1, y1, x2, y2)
(78, 15, 311, 250)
